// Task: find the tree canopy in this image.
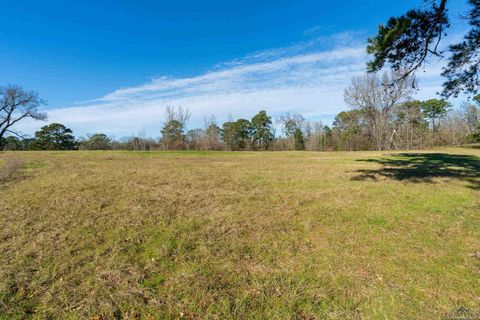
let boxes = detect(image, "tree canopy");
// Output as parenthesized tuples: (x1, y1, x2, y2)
(221, 119, 252, 150)
(31, 123, 76, 150)
(367, 0, 479, 97)
(80, 133, 112, 150)
(421, 99, 451, 131)
(250, 110, 274, 150)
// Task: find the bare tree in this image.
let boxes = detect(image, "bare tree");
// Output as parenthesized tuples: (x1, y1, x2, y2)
(274, 113, 306, 150)
(394, 100, 427, 150)
(161, 106, 191, 150)
(132, 129, 147, 151)
(0, 85, 47, 150)
(438, 111, 470, 146)
(304, 120, 327, 151)
(461, 101, 480, 133)
(344, 71, 415, 150)
(278, 112, 305, 136)
(203, 115, 222, 150)
(165, 105, 191, 128)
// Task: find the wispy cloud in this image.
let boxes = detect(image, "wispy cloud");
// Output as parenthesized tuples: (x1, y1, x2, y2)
(14, 31, 449, 137)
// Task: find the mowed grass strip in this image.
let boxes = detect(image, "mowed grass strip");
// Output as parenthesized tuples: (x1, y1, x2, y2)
(0, 149, 479, 319)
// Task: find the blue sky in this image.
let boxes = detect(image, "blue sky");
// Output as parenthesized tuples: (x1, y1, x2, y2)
(0, 0, 470, 137)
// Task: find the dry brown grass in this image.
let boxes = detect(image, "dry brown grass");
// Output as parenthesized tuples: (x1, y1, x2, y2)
(0, 149, 479, 319)
(0, 157, 21, 185)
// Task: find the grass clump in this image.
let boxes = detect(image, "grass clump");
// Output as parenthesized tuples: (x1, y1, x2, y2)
(0, 157, 21, 185)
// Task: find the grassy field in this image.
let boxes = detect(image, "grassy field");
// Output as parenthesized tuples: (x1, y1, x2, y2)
(1, 148, 479, 319)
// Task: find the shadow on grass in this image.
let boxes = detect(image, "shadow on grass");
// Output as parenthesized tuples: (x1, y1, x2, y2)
(352, 153, 480, 189)
(464, 144, 480, 149)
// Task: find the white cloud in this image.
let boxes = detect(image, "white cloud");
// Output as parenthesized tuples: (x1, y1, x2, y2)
(13, 32, 451, 137)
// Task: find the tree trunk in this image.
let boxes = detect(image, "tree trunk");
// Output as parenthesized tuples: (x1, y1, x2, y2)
(0, 129, 7, 151)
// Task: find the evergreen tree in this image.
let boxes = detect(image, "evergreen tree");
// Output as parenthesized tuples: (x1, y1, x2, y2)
(80, 133, 112, 150)
(221, 119, 252, 150)
(293, 127, 305, 150)
(161, 120, 185, 150)
(251, 110, 274, 150)
(32, 123, 76, 150)
(367, 0, 480, 97)
(421, 99, 451, 132)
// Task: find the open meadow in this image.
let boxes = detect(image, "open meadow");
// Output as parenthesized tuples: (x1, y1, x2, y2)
(1, 148, 480, 319)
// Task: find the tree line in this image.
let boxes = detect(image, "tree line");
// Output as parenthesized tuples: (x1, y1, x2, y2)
(2, 71, 480, 152)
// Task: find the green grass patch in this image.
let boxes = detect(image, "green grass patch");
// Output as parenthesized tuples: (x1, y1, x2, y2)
(21, 161, 48, 170)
